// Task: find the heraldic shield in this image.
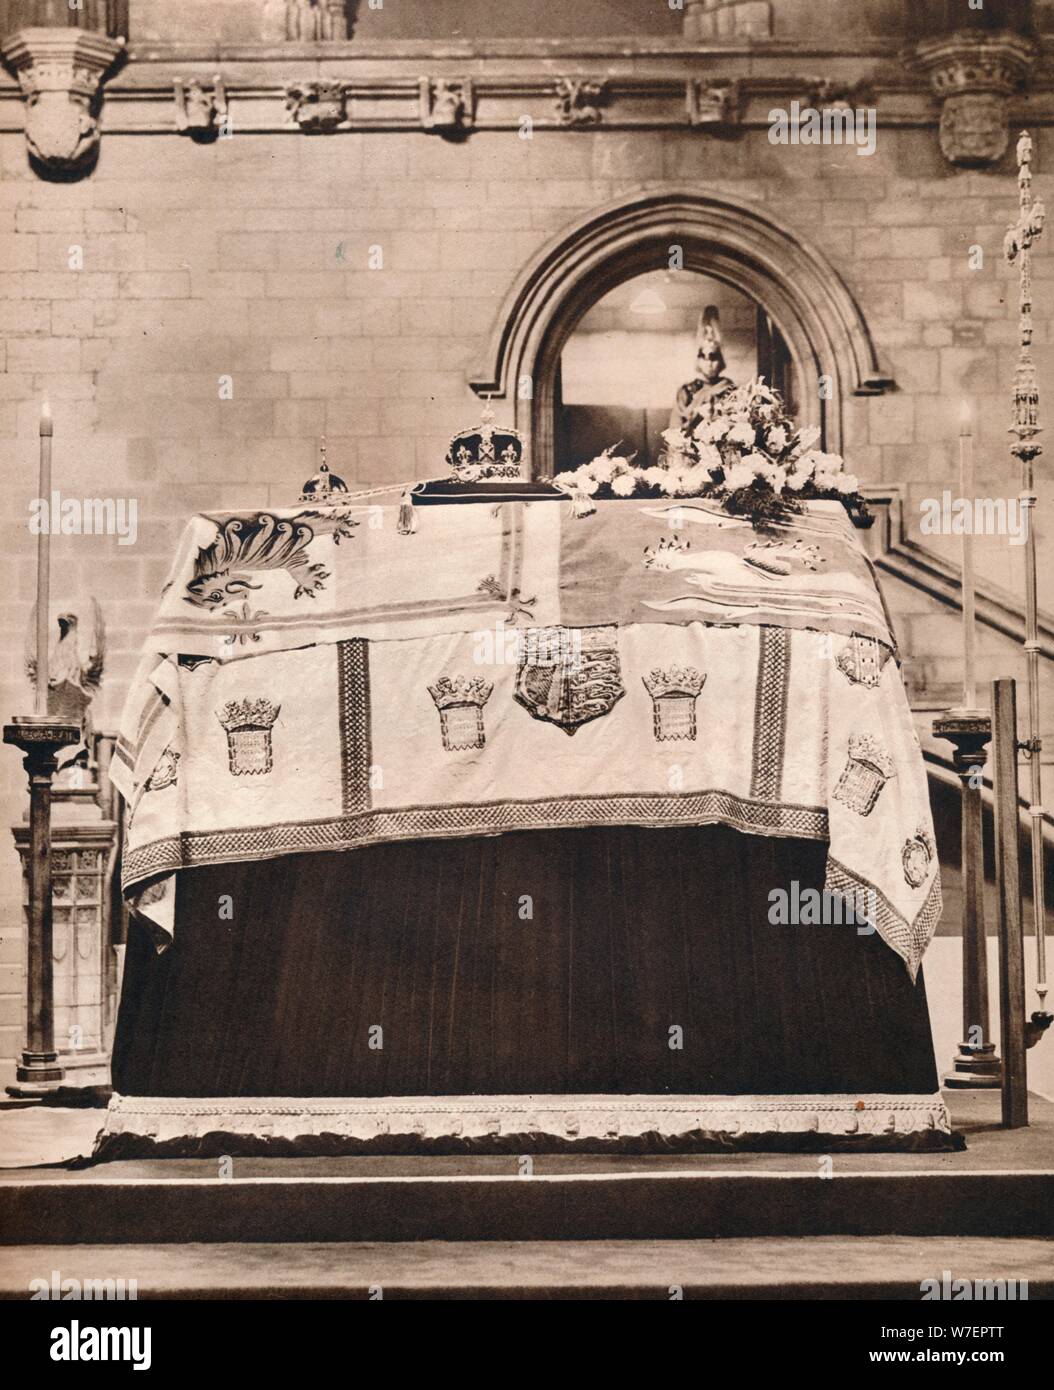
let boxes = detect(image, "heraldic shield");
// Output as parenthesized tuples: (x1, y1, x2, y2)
(514, 625, 625, 735)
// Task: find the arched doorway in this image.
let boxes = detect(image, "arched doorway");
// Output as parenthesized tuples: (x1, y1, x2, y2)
(556, 268, 794, 474)
(468, 188, 892, 479)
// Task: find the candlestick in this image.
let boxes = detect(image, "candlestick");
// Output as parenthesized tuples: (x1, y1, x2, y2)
(35, 401, 53, 717)
(959, 401, 977, 711)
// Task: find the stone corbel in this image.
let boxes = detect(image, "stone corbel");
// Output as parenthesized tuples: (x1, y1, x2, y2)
(686, 79, 741, 129)
(1, 26, 125, 178)
(914, 30, 1037, 169)
(174, 76, 227, 141)
(554, 77, 606, 127)
(419, 78, 474, 136)
(285, 81, 346, 132)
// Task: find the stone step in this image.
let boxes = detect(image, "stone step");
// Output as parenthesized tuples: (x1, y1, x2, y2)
(1, 1236, 1049, 1300)
(2, 1166, 1051, 1244)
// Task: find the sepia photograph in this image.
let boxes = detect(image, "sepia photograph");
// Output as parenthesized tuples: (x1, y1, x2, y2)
(0, 0, 1050, 1357)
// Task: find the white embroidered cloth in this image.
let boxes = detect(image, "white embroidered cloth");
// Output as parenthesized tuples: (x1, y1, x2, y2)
(111, 498, 940, 976)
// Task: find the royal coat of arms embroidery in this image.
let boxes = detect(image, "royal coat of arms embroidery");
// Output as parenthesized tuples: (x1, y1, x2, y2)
(836, 633, 892, 688)
(833, 733, 896, 816)
(902, 825, 936, 889)
(514, 625, 625, 735)
(642, 666, 706, 742)
(217, 698, 281, 776)
(428, 675, 493, 751)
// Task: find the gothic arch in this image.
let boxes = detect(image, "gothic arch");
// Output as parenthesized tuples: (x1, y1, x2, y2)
(468, 187, 893, 477)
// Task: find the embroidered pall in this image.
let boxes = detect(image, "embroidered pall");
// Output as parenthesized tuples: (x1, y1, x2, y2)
(642, 665, 706, 741)
(833, 733, 896, 816)
(836, 633, 892, 688)
(428, 675, 493, 751)
(217, 698, 281, 776)
(902, 825, 936, 888)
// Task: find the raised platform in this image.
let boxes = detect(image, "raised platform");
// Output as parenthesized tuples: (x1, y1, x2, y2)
(0, 1092, 1050, 1247)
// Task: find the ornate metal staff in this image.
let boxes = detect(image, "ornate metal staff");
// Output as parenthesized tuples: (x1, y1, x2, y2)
(1003, 130, 1051, 1037)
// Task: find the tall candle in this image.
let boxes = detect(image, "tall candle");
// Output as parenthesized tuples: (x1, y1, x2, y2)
(35, 401, 52, 717)
(959, 401, 977, 710)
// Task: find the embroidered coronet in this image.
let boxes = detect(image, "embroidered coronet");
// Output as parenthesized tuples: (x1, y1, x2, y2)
(217, 698, 281, 777)
(643, 665, 707, 742)
(833, 733, 896, 816)
(428, 675, 493, 751)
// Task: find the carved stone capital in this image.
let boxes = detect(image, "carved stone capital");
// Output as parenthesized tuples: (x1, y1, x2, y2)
(1, 26, 124, 177)
(914, 30, 1037, 168)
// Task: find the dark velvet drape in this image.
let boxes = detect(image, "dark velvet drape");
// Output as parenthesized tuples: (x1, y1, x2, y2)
(112, 824, 939, 1098)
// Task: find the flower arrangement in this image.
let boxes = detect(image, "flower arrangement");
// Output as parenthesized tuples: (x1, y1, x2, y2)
(553, 378, 867, 525)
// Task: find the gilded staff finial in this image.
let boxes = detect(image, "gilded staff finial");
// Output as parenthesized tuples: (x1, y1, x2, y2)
(1004, 131, 1046, 454)
(1003, 131, 1052, 1029)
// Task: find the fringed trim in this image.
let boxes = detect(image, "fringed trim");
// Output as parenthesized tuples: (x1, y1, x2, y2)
(97, 1092, 953, 1154)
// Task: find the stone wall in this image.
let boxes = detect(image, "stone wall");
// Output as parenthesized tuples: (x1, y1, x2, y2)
(1, 3, 1052, 1082)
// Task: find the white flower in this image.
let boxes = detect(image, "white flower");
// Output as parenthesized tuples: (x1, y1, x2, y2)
(695, 442, 723, 472)
(792, 450, 818, 480)
(741, 451, 771, 475)
(574, 470, 600, 496)
(587, 455, 616, 484)
(658, 472, 682, 496)
(642, 467, 668, 489)
(696, 417, 731, 444)
(661, 427, 687, 448)
(723, 463, 756, 491)
(794, 426, 822, 455)
(611, 471, 638, 497)
(836, 472, 860, 495)
(727, 420, 756, 448)
(785, 469, 809, 492)
(767, 425, 789, 453)
(678, 464, 712, 494)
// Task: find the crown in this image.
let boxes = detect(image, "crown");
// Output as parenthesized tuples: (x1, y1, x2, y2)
(300, 437, 349, 504)
(846, 733, 895, 780)
(446, 401, 525, 480)
(218, 698, 281, 733)
(427, 676, 493, 710)
(642, 666, 706, 700)
(642, 535, 690, 569)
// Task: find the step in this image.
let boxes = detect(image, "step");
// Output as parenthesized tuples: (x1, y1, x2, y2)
(2, 1165, 1051, 1243)
(1, 1236, 1049, 1300)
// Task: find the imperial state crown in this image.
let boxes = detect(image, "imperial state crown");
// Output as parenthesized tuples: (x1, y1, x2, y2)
(446, 401, 526, 480)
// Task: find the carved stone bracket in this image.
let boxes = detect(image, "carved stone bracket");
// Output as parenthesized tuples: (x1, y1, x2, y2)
(285, 80, 346, 131)
(914, 30, 1037, 168)
(1, 26, 124, 177)
(419, 77, 474, 136)
(554, 77, 606, 127)
(174, 76, 228, 140)
(686, 79, 741, 129)
(805, 79, 875, 113)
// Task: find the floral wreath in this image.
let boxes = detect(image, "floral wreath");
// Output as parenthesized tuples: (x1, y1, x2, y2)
(552, 377, 867, 525)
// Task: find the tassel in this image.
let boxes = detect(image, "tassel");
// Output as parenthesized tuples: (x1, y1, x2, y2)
(570, 487, 596, 519)
(397, 490, 417, 535)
